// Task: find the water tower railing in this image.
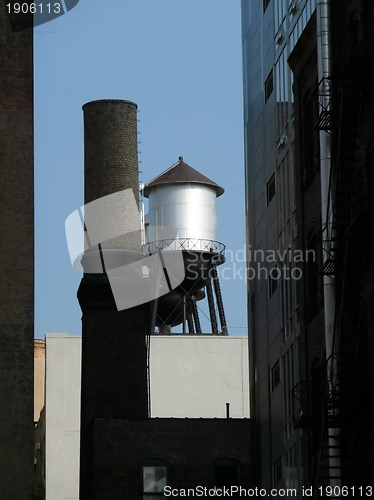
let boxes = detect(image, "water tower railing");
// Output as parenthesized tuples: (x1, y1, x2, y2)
(141, 238, 225, 257)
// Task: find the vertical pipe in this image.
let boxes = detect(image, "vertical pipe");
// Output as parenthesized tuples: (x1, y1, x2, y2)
(317, 0, 335, 364)
(316, 0, 340, 486)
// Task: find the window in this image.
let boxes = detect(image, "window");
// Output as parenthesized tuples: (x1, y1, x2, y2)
(271, 361, 281, 391)
(285, 445, 298, 489)
(278, 153, 291, 240)
(280, 246, 294, 342)
(142, 460, 168, 499)
(268, 267, 279, 298)
(275, 0, 288, 33)
(265, 69, 274, 103)
(275, 49, 290, 136)
(213, 458, 240, 487)
(282, 346, 295, 440)
(302, 92, 320, 189)
(267, 173, 276, 205)
(305, 233, 320, 321)
(273, 457, 283, 487)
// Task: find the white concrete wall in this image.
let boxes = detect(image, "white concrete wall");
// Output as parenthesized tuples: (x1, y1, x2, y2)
(45, 334, 81, 500)
(150, 336, 249, 418)
(44, 333, 249, 499)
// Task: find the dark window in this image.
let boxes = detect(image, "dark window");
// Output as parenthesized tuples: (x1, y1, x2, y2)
(305, 234, 320, 321)
(301, 91, 320, 188)
(271, 361, 281, 391)
(267, 173, 276, 205)
(268, 267, 279, 298)
(263, 0, 271, 13)
(273, 457, 283, 486)
(213, 458, 240, 487)
(265, 69, 274, 102)
(142, 460, 168, 499)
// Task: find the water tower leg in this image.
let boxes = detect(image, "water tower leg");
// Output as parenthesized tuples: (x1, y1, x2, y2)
(206, 279, 219, 335)
(211, 263, 228, 335)
(182, 295, 187, 334)
(187, 314, 195, 334)
(191, 297, 202, 334)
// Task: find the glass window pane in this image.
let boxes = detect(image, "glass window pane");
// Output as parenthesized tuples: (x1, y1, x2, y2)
(213, 459, 240, 487)
(143, 466, 167, 493)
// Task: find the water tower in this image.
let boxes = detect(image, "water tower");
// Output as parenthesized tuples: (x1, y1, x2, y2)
(143, 156, 228, 335)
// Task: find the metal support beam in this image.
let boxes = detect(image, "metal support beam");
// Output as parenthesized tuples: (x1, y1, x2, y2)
(191, 296, 202, 334)
(206, 279, 218, 335)
(211, 263, 228, 335)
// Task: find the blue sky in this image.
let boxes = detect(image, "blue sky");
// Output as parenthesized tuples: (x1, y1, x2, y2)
(34, 0, 247, 338)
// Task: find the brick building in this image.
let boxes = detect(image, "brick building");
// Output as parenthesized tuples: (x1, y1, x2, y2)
(0, 1, 34, 498)
(328, 0, 374, 485)
(91, 418, 251, 499)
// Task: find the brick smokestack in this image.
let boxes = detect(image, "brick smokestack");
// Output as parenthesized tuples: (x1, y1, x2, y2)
(82, 99, 140, 255)
(83, 99, 139, 203)
(78, 100, 151, 500)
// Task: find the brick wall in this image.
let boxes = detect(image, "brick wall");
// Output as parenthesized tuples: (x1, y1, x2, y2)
(91, 418, 251, 500)
(82, 99, 140, 254)
(0, 1, 34, 498)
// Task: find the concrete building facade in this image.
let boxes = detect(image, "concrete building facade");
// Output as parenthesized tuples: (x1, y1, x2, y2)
(0, 2, 34, 498)
(241, 0, 326, 491)
(242, 0, 374, 491)
(44, 334, 81, 500)
(150, 335, 249, 418)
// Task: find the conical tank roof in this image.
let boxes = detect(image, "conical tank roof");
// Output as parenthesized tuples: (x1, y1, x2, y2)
(143, 156, 224, 197)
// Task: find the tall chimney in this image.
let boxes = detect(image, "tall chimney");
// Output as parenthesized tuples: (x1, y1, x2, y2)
(83, 99, 138, 203)
(82, 99, 140, 254)
(78, 100, 150, 500)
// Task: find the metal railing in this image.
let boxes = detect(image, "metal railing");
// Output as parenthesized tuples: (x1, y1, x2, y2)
(292, 379, 311, 428)
(142, 238, 226, 257)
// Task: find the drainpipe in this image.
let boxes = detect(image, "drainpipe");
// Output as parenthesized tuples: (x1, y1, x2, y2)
(316, 0, 340, 487)
(317, 0, 334, 366)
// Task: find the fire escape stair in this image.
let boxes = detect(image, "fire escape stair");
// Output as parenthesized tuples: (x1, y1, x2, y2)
(313, 400, 343, 499)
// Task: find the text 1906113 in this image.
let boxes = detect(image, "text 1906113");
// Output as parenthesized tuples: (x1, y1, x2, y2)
(6, 3, 61, 14)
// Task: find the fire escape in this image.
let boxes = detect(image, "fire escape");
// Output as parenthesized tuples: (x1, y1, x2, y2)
(292, 69, 366, 495)
(328, 72, 367, 488)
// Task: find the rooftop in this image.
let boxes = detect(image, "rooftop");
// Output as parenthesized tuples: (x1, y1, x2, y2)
(143, 156, 224, 197)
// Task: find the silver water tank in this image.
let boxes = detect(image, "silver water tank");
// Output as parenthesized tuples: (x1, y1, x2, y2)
(143, 156, 224, 254)
(143, 157, 225, 328)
